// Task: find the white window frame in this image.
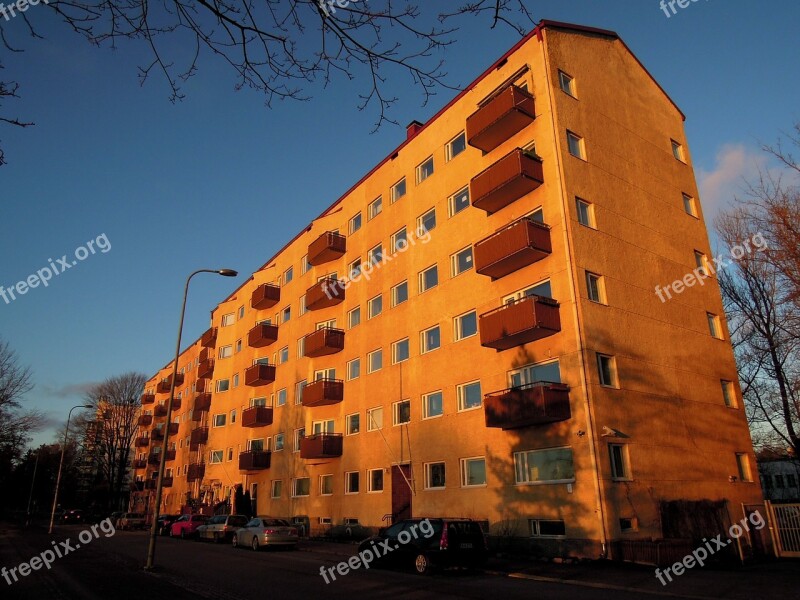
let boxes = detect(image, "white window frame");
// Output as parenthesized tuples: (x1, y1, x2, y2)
(419, 265, 438, 293)
(368, 468, 384, 493)
(391, 178, 406, 203)
(567, 130, 586, 160)
(292, 477, 311, 497)
(448, 186, 470, 217)
(349, 211, 363, 234)
(393, 399, 411, 426)
(558, 70, 576, 97)
(586, 272, 607, 304)
(368, 294, 383, 319)
(368, 197, 382, 220)
(422, 390, 443, 420)
(609, 443, 632, 481)
(416, 156, 434, 184)
(446, 131, 466, 162)
(424, 462, 446, 490)
(460, 457, 487, 487)
(453, 310, 478, 341)
(392, 338, 409, 364)
(367, 349, 382, 373)
(366, 407, 383, 431)
(420, 325, 441, 354)
(345, 471, 360, 494)
(391, 281, 409, 307)
(457, 380, 482, 412)
(347, 358, 360, 381)
(597, 354, 617, 388)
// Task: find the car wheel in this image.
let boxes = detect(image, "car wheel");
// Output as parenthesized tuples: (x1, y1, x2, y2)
(180, 529, 187, 540)
(414, 553, 432, 575)
(232, 534, 239, 548)
(251, 537, 259, 551)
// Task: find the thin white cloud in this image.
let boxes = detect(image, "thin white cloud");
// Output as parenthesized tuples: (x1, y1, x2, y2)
(697, 144, 767, 218)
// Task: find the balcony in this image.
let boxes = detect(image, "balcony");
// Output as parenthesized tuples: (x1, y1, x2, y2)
(300, 433, 343, 459)
(148, 449, 176, 465)
(191, 410, 205, 422)
(156, 373, 184, 394)
(305, 278, 345, 311)
(141, 394, 155, 405)
(137, 415, 153, 427)
(133, 459, 147, 470)
(189, 427, 209, 450)
(200, 327, 218, 348)
(154, 404, 168, 418)
(303, 327, 345, 358)
(135, 437, 150, 447)
(131, 481, 144, 492)
(474, 217, 552, 279)
(466, 84, 535, 152)
(484, 381, 571, 429)
(470, 148, 544, 215)
(251, 283, 281, 310)
(238, 450, 272, 471)
(144, 477, 173, 490)
(194, 393, 212, 412)
(242, 406, 274, 428)
(308, 231, 347, 266)
(197, 358, 215, 380)
(187, 463, 205, 482)
(152, 423, 179, 440)
(248, 322, 279, 348)
(245, 363, 276, 386)
(479, 295, 561, 350)
(302, 378, 344, 408)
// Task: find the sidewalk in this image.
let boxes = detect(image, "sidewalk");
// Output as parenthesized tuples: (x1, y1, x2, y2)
(300, 539, 799, 599)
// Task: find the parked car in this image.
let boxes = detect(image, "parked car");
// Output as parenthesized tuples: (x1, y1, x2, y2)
(170, 514, 210, 539)
(61, 509, 84, 524)
(357, 518, 487, 574)
(118, 513, 147, 530)
(232, 517, 298, 551)
(110, 511, 125, 528)
(197, 515, 249, 543)
(156, 514, 181, 536)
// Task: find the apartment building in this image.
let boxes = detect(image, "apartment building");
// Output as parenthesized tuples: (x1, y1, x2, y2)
(131, 21, 764, 558)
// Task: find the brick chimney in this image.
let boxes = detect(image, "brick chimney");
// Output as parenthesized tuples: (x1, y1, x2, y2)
(406, 120, 424, 140)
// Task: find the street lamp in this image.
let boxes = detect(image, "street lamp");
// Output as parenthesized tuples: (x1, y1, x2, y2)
(145, 268, 237, 570)
(49, 404, 93, 534)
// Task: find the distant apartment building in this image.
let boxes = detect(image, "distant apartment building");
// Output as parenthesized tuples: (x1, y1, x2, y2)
(131, 21, 763, 557)
(758, 455, 800, 502)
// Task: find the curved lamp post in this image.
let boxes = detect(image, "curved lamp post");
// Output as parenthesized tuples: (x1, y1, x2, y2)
(145, 268, 237, 570)
(49, 404, 93, 534)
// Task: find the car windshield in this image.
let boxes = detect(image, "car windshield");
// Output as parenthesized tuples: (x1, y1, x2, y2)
(228, 516, 248, 526)
(263, 519, 289, 527)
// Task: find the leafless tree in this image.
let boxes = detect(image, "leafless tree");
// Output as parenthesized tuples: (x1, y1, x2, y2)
(81, 372, 147, 509)
(0, 0, 535, 163)
(0, 338, 41, 445)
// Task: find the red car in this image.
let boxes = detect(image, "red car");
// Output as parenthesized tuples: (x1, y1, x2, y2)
(170, 514, 210, 539)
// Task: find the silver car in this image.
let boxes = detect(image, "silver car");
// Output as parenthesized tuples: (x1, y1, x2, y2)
(232, 517, 298, 550)
(197, 514, 249, 543)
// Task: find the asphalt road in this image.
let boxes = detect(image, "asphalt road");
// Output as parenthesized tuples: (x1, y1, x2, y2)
(0, 525, 660, 600)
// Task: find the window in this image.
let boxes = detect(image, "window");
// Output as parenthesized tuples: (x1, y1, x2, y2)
(248, 438, 265, 452)
(393, 400, 410, 425)
(348, 307, 361, 329)
(283, 267, 294, 285)
(683, 193, 698, 217)
(235, 339, 242, 353)
(271, 480, 282, 498)
(312, 420, 335, 437)
(609, 444, 632, 480)
(368, 196, 382, 220)
(276, 388, 287, 406)
(736, 453, 753, 482)
(221, 313, 235, 327)
(721, 380, 736, 408)
(416, 157, 434, 184)
(787, 474, 798, 488)
(422, 391, 443, 419)
(230, 409, 237, 423)
(368, 244, 383, 266)
(530, 519, 566, 537)
(293, 428, 305, 452)
(694, 251, 710, 277)
(449, 186, 470, 216)
(559, 70, 576, 97)
(446, 132, 466, 161)
(367, 407, 383, 431)
(295, 380, 306, 405)
(218, 345, 233, 359)
(216, 379, 230, 393)
(232, 373, 239, 387)
(298, 295, 307, 316)
(457, 381, 482, 411)
(348, 258, 362, 279)
(460, 457, 486, 487)
(391, 281, 408, 307)
(367, 349, 383, 373)
(419, 265, 438, 293)
(345, 471, 360, 494)
(586, 272, 607, 304)
(567, 131, 585, 160)
(279, 346, 289, 364)
(368, 469, 384, 492)
(293, 478, 310, 497)
(514, 447, 575, 484)
(425, 462, 446, 489)
(320, 474, 333, 495)
(391, 178, 406, 202)
(210, 450, 224, 464)
(349, 212, 362, 234)
(274, 432, 284, 451)
(238, 305, 245, 320)
(282, 305, 291, 323)
(392, 338, 409, 363)
(301, 254, 311, 275)
(597, 354, 617, 387)
(417, 208, 436, 233)
(451, 246, 473, 276)
(707, 313, 723, 339)
(346, 413, 360, 435)
(671, 139, 685, 162)
(454, 311, 477, 340)
(775, 475, 785, 488)
(391, 227, 407, 253)
(421, 325, 441, 353)
(368, 294, 383, 319)
(347, 358, 360, 380)
(213, 414, 226, 428)
(619, 518, 638, 533)
(576, 198, 595, 228)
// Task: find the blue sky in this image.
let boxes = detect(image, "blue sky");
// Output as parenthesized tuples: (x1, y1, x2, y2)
(1, 0, 798, 446)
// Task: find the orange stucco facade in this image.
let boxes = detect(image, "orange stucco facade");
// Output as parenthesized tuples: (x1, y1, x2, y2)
(131, 21, 763, 558)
